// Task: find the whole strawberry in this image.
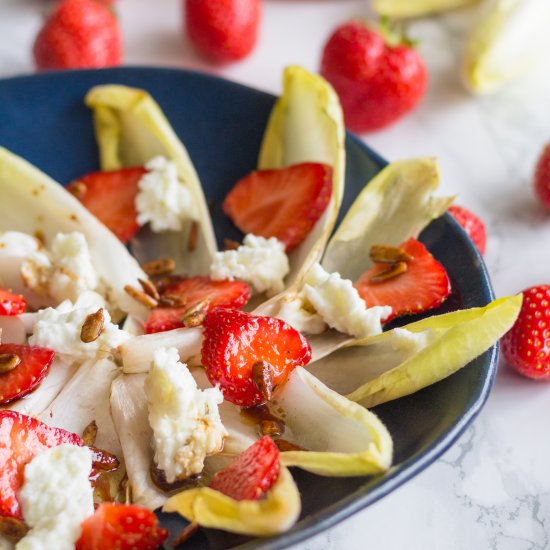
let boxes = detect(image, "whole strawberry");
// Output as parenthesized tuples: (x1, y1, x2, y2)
(320, 20, 427, 133)
(448, 205, 487, 255)
(33, 0, 122, 71)
(501, 285, 550, 380)
(534, 143, 550, 209)
(185, 0, 261, 63)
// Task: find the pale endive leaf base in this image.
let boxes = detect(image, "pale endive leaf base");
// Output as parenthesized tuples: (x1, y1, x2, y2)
(163, 466, 301, 536)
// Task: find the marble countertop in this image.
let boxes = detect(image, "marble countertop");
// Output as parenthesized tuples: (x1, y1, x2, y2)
(1, 1, 550, 548)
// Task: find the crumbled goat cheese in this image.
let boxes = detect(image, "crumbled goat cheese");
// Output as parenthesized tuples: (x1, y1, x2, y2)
(145, 347, 227, 483)
(276, 297, 327, 335)
(135, 156, 194, 232)
(16, 445, 94, 550)
(301, 263, 392, 339)
(28, 291, 130, 361)
(0, 230, 99, 303)
(210, 234, 289, 296)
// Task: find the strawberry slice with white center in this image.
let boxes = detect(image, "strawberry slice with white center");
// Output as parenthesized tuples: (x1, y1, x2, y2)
(201, 308, 312, 407)
(145, 276, 251, 334)
(0, 344, 55, 405)
(209, 435, 280, 501)
(0, 410, 83, 519)
(0, 288, 26, 316)
(222, 162, 333, 252)
(67, 166, 147, 243)
(354, 238, 451, 322)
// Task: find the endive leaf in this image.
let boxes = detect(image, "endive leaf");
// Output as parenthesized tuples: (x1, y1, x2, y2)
(372, 0, 481, 18)
(308, 296, 521, 409)
(110, 373, 166, 510)
(258, 66, 346, 289)
(322, 157, 453, 281)
(38, 358, 122, 457)
(85, 85, 217, 276)
(0, 147, 147, 316)
(462, 0, 550, 94)
(163, 465, 301, 536)
(274, 368, 392, 476)
(119, 327, 203, 373)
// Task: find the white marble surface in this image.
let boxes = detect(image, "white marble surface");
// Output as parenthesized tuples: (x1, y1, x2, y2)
(1, 0, 550, 548)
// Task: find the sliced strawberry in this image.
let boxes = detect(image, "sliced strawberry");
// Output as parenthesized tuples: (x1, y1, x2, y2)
(354, 238, 451, 322)
(67, 166, 146, 243)
(0, 410, 83, 519)
(0, 289, 26, 316)
(76, 502, 168, 550)
(201, 308, 312, 407)
(145, 276, 251, 334)
(0, 344, 55, 405)
(222, 162, 333, 252)
(209, 436, 280, 501)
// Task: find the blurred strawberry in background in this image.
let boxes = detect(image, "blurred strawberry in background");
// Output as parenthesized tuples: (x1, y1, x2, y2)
(320, 20, 427, 133)
(184, 0, 261, 63)
(33, 0, 122, 70)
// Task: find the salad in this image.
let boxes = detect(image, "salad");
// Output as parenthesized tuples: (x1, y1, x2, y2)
(0, 66, 520, 550)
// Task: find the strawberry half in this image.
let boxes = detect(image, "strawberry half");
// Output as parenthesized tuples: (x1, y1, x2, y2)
(501, 285, 550, 380)
(354, 238, 451, 322)
(67, 166, 146, 243)
(448, 205, 487, 255)
(145, 276, 251, 334)
(0, 344, 55, 405)
(0, 289, 26, 316)
(222, 162, 333, 252)
(76, 502, 168, 550)
(201, 308, 312, 407)
(209, 436, 280, 501)
(0, 410, 83, 519)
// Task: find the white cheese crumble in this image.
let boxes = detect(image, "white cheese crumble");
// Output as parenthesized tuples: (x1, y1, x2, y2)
(0, 230, 99, 304)
(210, 234, 289, 296)
(145, 347, 227, 483)
(16, 445, 94, 550)
(135, 156, 194, 232)
(277, 264, 392, 338)
(28, 291, 130, 361)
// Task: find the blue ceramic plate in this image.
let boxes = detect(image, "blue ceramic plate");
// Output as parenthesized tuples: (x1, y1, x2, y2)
(0, 67, 496, 549)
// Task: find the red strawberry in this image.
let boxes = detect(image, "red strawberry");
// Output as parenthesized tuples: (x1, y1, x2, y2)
(0, 344, 55, 406)
(354, 238, 450, 322)
(67, 167, 146, 243)
(0, 289, 26, 316)
(448, 205, 487, 255)
(501, 285, 550, 380)
(209, 436, 280, 500)
(76, 503, 168, 550)
(534, 143, 550, 210)
(201, 308, 312, 407)
(33, 0, 122, 71)
(0, 411, 83, 519)
(145, 276, 251, 334)
(185, 0, 261, 63)
(223, 162, 333, 252)
(320, 20, 428, 132)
